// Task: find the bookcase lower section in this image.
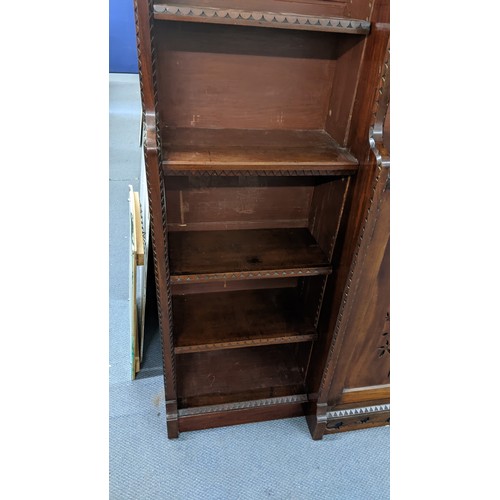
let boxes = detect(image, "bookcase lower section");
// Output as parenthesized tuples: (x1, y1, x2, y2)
(168, 343, 313, 436)
(176, 344, 310, 408)
(177, 394, 308, 433)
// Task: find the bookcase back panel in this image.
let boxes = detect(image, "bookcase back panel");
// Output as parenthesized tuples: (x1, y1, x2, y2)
(176, 343, 310, 408)
(154, 21, 337, 130)
(166, 185, 313, 231)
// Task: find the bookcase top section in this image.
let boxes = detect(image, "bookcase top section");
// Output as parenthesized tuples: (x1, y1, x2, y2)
(153, 3, 371, 34)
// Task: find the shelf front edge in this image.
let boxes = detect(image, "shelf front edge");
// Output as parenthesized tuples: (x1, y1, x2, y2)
(153, 4, 371, 35)
(175, 333, 317, 354)
(162, 165, 359, 176)
(170, 266, 331, 284)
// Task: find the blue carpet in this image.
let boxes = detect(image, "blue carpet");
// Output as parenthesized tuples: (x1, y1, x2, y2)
(109, 73, 390, 500)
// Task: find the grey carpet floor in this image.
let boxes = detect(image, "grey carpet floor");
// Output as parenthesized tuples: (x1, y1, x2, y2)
(109, 73, 390, 500)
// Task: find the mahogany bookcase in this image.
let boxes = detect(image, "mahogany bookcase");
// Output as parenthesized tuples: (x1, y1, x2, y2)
(134, 0, 390, 439)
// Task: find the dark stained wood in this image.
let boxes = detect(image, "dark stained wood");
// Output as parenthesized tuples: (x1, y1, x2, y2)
(168, 227, 332, 281)
(154, 22, 339, 131)
(173, 288, 317, 353)
(161, 128, 358, 173)
(153, 3, 370, 34)
(176, 344, 307, 407)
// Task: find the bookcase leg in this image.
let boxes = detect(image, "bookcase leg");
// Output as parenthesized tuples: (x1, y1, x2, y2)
(306, 402, 327, 440)
(166, 400, 179, 439)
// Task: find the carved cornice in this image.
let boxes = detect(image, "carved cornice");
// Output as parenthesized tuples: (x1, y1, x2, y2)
(153, 3, 371, 34)
(171, 266, 331, 283)
(178, 394, 308, 417)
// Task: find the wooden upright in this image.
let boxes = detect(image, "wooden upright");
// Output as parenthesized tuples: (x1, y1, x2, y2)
(134, 0, 390, 439)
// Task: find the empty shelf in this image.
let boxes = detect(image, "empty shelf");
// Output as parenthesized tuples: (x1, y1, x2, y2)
(173, 288, 317, 353)
(168, 227, 332, 283)
(162, 128, 359, 175)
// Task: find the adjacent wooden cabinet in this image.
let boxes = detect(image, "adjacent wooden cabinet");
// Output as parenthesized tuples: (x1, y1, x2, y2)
(134, 0, 389, 439)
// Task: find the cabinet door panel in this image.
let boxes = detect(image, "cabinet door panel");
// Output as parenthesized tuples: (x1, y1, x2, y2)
(328, 169, 390, 404)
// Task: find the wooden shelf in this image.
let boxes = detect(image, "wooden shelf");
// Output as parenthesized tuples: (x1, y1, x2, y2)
(176, 344, 306, 408)
(153, 3, 371, 35)
(162, 128, 359, 176)
(173, 288, 317, 353)
(168, 227, 331, 283)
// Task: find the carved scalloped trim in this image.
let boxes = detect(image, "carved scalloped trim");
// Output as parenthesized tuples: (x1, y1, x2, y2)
(178, 394, 308, 416)
(153, 3, 370, 33)
(171, 266, 331, 283)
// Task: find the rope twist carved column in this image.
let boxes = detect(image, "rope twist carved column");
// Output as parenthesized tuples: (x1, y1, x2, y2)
(134, 0, 178, 437)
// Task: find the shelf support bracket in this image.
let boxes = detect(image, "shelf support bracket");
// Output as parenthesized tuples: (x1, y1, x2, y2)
(369, 43, 390, 169)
